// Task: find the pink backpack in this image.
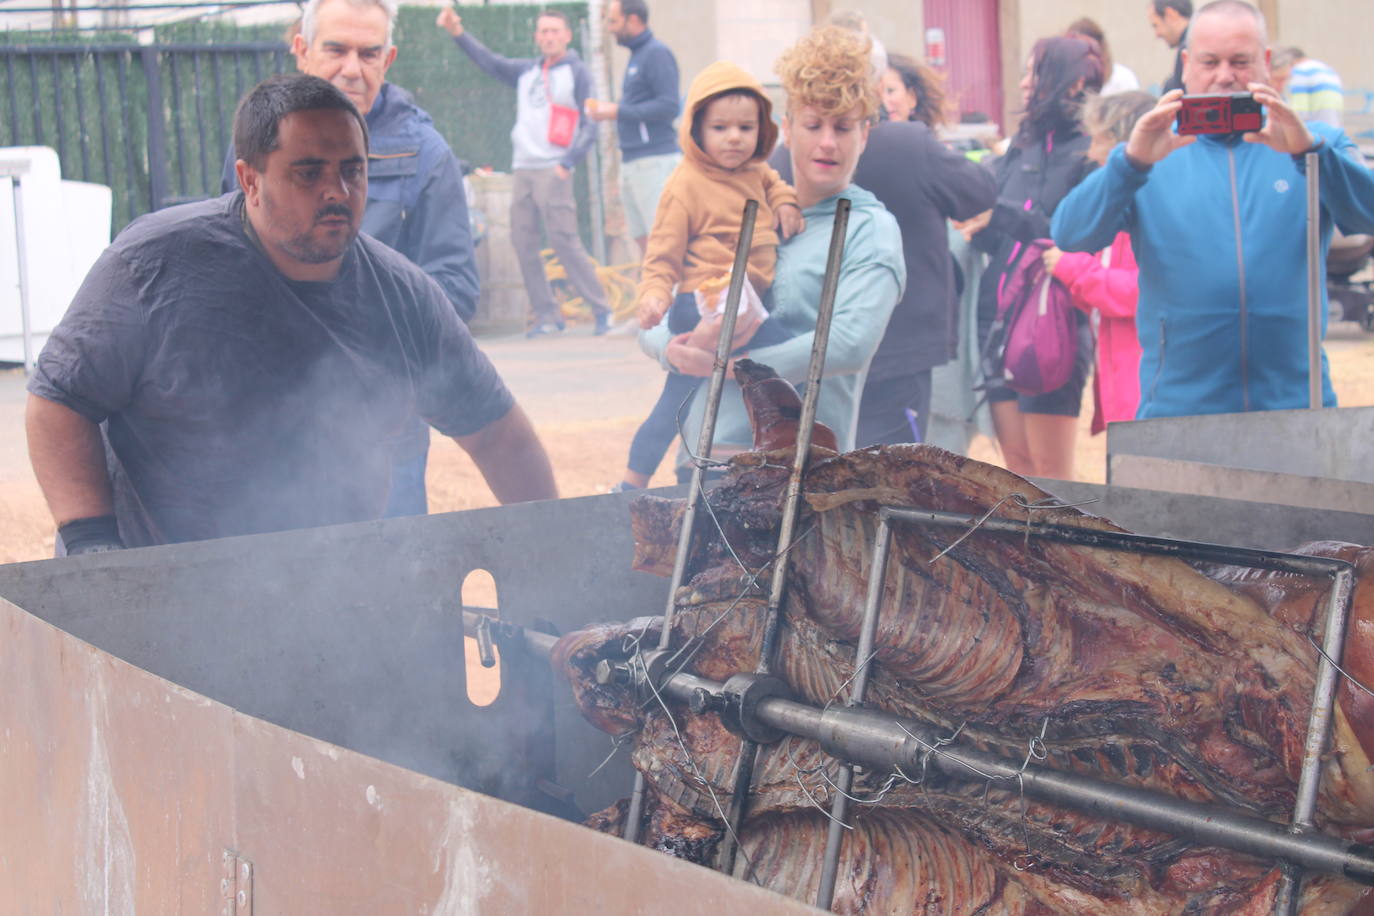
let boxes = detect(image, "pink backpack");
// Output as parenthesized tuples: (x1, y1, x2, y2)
(981, 239, 1078, 396)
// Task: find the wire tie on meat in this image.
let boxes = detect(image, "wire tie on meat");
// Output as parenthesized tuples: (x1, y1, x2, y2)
(892, 763, 921, 786)
(640, 646, 759, 882)
(894, 720, 992, 787)
(663, 522, 819, 682)
(695, 474, 750, 573)
(1012, 717, 1051, 870)
(795, 765, 851, 830)
(815, 763, 890, 808)
(928, 496, 1014, 565)
(823, 647, 884, 710)
(676, 394, 734, 474)
(1305, 631, 1374, 702)
(588, 729, 640, 779)
(927, 492, 1100, 564)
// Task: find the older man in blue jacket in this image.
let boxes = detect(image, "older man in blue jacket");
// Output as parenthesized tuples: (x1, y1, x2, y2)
(222, 0, 479, 518)
(1053, 0, 1374, 420)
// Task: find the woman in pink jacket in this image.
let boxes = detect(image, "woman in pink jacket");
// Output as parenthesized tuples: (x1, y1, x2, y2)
(1043, 91, 1155, 433)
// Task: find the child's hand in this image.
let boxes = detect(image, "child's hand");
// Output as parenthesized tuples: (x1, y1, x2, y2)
(1042, 246, 1063, 274)
(637, 295, 670, 329)
(953, 209, 992, 242)
(776, 203, 805, 241)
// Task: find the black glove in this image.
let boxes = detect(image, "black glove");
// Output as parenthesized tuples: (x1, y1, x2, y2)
(58, 515, 125, 556)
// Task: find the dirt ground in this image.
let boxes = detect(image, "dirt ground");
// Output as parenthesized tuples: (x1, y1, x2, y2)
(1, 318, 1371, 566)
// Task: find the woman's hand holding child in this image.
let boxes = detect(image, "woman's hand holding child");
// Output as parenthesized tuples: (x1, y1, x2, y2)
(637, 295, 671, 329)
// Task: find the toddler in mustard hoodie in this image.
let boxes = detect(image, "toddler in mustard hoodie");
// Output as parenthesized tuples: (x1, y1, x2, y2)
(618, 61, 803, 490)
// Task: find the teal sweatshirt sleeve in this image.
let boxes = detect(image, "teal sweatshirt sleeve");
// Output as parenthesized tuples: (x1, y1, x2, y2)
(1051, 143, 1148, 253)
(747, 211, 905, 382)
(639, 320, 674, 371)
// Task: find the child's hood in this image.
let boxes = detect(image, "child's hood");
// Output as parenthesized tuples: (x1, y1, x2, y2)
(680, 61, 779, 171)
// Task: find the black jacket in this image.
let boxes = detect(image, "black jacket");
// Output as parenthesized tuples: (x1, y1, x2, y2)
(1163, 26, 1189, 94)
(771, 120, 995, 377)
(974, 126, 1095, 332)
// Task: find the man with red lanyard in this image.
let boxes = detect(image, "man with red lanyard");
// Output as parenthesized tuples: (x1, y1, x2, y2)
(439, 6, 612, 337)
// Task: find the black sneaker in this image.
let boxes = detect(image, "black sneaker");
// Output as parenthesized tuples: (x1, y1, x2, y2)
(593, 313, 611, 336)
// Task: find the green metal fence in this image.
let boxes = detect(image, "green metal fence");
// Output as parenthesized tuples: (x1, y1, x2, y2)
(0, 4, 594, 235)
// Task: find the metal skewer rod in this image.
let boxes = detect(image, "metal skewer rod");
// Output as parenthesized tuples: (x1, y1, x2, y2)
(816, 511, 893, 909)
(1305, 149, 1323, 411)
(485, 618, 1374, 888)
(718, 198, 851, 877)
(623, 199, 760, 845)
(652, 673, 1374, 888)
(1276, 564, 1355, 915)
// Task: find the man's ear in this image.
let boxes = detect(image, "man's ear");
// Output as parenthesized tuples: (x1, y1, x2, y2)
(291, 33, 309, 72)
(234, 159, 260, 202)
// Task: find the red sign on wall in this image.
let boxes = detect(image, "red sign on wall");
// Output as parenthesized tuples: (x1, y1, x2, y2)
(922, 0, 1004, 127)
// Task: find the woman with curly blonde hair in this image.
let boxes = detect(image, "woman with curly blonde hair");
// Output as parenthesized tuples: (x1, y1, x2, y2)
(640, 25, 906, 469)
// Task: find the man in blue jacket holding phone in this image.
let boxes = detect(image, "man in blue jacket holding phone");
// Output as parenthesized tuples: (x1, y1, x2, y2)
(1053, 0, 1374, 419)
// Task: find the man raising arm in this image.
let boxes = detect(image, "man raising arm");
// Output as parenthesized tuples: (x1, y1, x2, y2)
(437, 6, 613, 337)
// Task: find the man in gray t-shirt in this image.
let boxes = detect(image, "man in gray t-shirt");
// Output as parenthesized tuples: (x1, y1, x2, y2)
(26, 75, 557, 552)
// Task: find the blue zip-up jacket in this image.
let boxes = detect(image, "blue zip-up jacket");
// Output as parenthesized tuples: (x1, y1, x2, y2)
(1052, 125, 1374, 418)
(453, 34, 596, 172)
(615, 28, 679, 161)
(220, 82, 478, 323)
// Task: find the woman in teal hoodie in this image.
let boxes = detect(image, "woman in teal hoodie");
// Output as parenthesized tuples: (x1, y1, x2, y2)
(639, 26, 905, 471)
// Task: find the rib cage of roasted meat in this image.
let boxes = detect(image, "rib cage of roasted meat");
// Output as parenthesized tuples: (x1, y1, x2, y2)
(553, 363, 1374, 915)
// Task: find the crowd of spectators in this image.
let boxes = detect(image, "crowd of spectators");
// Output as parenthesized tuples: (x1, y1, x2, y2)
(613, 0, 1373, 488)
(22, 0, 1374, 556)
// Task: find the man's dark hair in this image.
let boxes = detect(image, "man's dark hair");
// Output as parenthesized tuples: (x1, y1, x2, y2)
(536, 8, 570, 27)
(233, 74, 368, 169)
(618, 0, 648, 25)
(1152, 0, 1193, 18)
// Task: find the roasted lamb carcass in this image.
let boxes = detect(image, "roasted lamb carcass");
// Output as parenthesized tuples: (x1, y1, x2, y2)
(553, 362, 1374, 914)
